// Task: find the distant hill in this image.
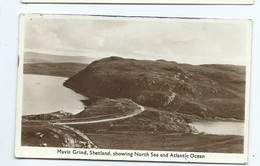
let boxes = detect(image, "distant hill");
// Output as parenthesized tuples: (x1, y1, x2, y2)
(24, 63, 87, 78)
(24, 52, 96, 64)
(64, 56, 246, 120)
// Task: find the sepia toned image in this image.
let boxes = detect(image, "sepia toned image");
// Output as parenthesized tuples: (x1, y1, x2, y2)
(16, 14, 252, 164)
(21, 0, 254, 5)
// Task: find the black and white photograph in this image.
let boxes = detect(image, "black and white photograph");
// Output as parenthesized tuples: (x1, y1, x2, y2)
(15, 14, 252, 164)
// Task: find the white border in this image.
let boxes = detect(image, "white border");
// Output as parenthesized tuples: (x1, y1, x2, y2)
(21, 0, 254, 5)
(15, 14, 252, 164)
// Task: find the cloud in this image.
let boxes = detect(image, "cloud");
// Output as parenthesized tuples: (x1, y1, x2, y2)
(24, 17, 250, 65)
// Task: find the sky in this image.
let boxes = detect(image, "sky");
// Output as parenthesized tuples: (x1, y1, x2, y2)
(24, 16, 251, 65)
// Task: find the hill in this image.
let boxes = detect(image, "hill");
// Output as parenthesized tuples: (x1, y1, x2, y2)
(64, 56, 246, 120)
(24, 52, 96, 64)
(24, 62, 87, 78)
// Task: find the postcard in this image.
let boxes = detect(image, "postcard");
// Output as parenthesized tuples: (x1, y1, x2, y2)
(21, 0, 254, 4)
(16, 14, 252, 164)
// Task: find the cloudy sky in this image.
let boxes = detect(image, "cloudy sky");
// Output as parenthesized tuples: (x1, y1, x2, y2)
(24, 16, 251, 65)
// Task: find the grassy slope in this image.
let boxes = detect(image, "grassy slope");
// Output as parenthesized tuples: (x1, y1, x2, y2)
(86, 132, 243, 153)
(69, 109, 194, 134)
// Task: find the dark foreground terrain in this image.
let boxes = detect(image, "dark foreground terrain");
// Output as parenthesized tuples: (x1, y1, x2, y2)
(22, 123, 243, 153)
(22, 56, 246, 153)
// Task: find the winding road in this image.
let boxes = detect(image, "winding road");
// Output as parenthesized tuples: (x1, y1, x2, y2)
(54, 105, 145, 125)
